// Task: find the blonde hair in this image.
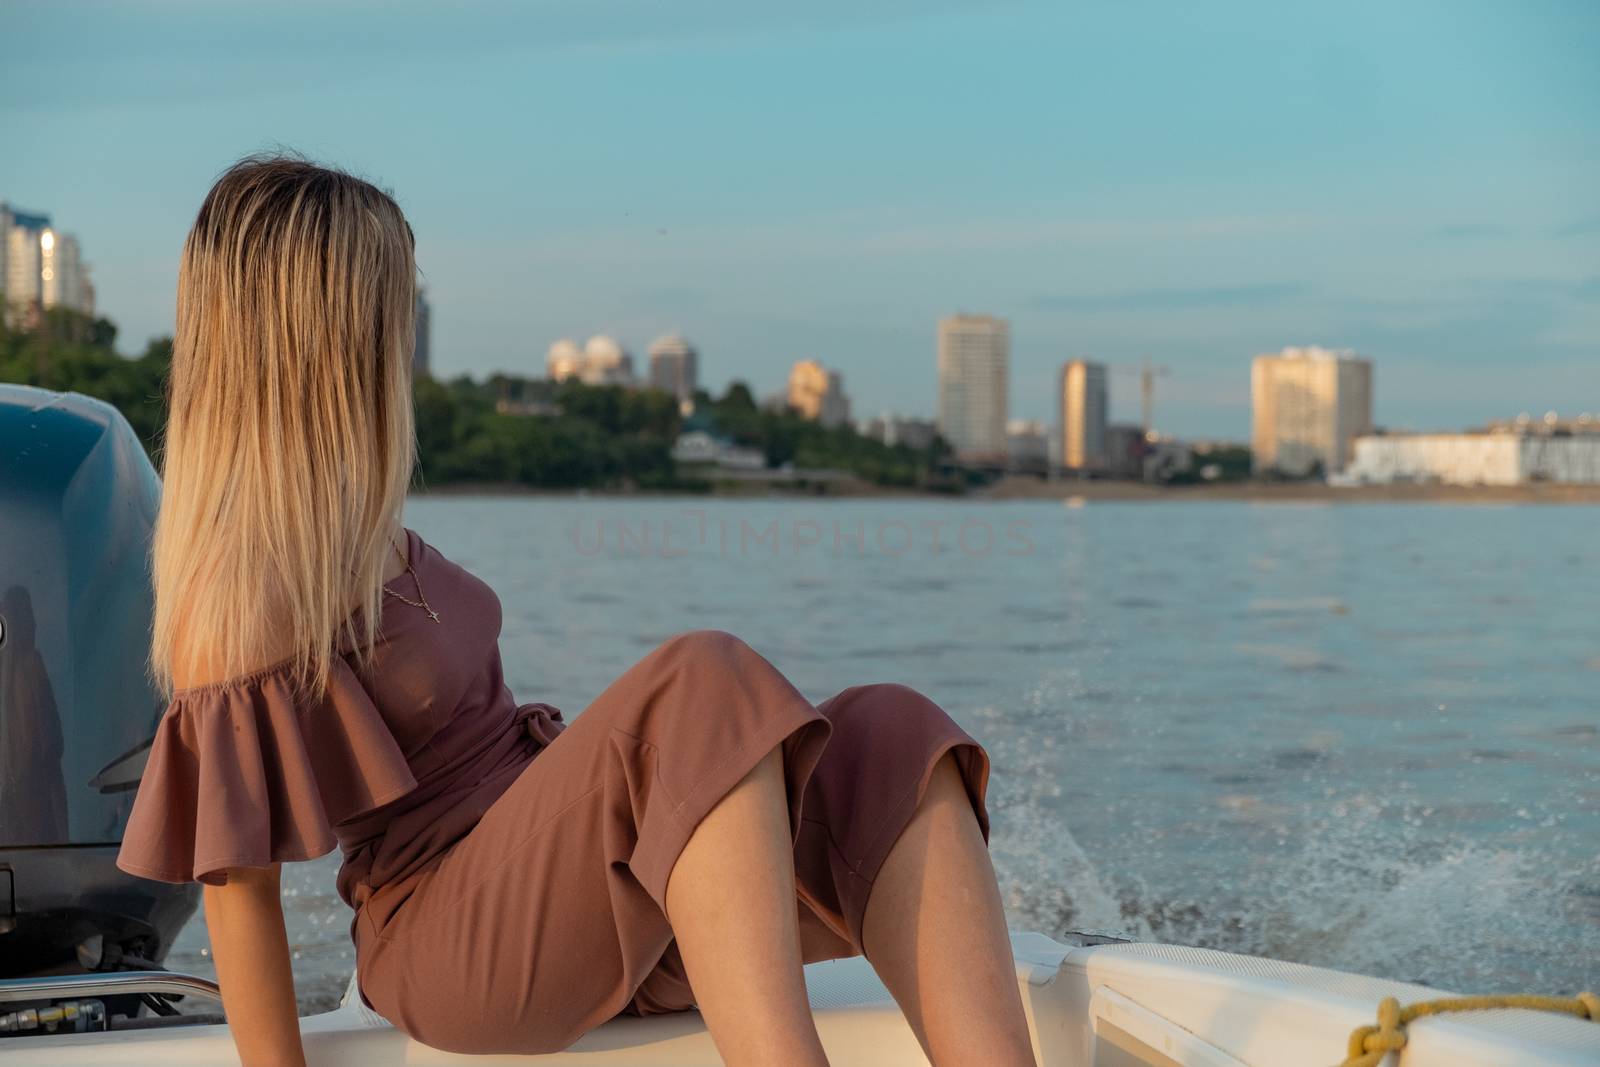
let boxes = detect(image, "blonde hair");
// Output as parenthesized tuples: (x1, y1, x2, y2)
(152, 155, 417, 697)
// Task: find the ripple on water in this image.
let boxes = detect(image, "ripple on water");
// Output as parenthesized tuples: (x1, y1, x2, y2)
(1008, 639, 1082, 655)
(1466, 748, 1527, 762)
(1272, 748, 1331, 770)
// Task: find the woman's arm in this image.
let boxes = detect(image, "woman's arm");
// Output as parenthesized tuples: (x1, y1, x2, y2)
(202, 864, 307, 1067)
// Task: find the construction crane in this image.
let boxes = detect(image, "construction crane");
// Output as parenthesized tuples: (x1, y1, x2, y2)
(1112, 358, 1171, 436)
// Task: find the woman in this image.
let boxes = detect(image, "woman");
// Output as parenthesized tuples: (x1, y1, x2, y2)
(117, 156, 1036, 1067)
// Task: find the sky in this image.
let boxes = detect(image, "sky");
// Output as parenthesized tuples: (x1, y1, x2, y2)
(3, 0, 1597, 438)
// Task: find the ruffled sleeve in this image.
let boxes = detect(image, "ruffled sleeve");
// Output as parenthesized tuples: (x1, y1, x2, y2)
(116, 662, 418, 886)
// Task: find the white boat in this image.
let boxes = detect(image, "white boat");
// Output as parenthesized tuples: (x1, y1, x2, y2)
(4, 395, 1596, 1066)
(6, 931, 1597, 1066)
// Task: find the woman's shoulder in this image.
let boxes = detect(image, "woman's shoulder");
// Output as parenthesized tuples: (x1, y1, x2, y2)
(403, 526, 505, 623)
(121, 650, 417, 886)
(168, 655, 304, 705)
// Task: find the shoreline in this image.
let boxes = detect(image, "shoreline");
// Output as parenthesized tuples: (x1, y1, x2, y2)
(976, 476, 1600, 504)
(410, 476, 1600, 504)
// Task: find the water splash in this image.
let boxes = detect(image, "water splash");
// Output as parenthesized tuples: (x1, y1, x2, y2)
(991, 786, 1600, 994)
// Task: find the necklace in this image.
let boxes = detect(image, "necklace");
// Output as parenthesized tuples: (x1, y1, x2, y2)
(381, 539, 441, 623)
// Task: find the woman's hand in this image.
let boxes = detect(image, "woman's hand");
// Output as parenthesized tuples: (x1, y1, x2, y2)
(202, 864, 308, 1067)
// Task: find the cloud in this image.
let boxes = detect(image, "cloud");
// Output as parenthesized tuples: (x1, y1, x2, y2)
(1030, 283, 1309, 312)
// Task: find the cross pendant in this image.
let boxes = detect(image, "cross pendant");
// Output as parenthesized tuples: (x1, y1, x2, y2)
(427, 609, 441, 623)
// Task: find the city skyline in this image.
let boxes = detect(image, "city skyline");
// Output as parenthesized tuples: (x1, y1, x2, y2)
(4, 2, 1596, 436)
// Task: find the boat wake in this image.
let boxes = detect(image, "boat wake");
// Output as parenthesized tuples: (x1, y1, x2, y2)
(989, 779, 1599, 995)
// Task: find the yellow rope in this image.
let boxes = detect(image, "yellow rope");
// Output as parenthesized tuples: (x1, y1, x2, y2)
(1340, 990, 1600, 1066)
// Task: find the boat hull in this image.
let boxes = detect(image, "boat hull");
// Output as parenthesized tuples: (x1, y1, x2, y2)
(6, 932, 1597, 1065)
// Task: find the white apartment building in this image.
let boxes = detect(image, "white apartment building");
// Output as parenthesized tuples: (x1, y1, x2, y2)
(937, 314, 1009, 461)
(1251, 346, 1373, 476)
(2, 205, 94, 323)
(647, 334, 698, 402)
(1343, 432, 1600, 486)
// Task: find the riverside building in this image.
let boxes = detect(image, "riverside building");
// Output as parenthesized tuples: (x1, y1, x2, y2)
(647, 334, 698, 403)
(787, 359, 851, 428)
(937, 314, 1009, 462)
(546, 335, 637, 386)
(1343, 418, 1600, 486)
(1251, 346, 1373, 477)
(413, 288, 432, 377)
(1059, 359, 1108, 471)
(2, 203, 94, 326)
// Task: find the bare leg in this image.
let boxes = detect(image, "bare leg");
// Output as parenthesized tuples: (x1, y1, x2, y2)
(665, 750, 830, 1066)
(862, 753, 1037, 1066)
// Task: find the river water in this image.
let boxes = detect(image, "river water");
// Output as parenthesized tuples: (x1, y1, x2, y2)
(168, 496, 1600, 1010)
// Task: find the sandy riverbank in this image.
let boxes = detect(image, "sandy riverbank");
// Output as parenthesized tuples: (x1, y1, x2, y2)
(976, 475, 1600, 504)
(412, 477, 1600, 503)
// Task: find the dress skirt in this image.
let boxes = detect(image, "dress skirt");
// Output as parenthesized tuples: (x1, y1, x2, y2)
(354, 629, 992, 1055)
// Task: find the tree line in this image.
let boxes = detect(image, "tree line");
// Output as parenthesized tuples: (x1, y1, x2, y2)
(1, 310, 952, 492)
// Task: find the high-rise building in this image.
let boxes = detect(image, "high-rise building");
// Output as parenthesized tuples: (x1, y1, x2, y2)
(647, 334, 698, 402)
(412, 287, 432, 377)
(937, 314, 1009, 461)
(1251, 346, 1373, 476)
(3, 205, 36, 315)
(546, 335, 636, 386)
(0, 203, 8, 304)
(40, 230, 91, 315)
(547, 338, 583, 381)
(4, 207, 48, 322)
(578, 335, 635, 386)
(1059, 359, 1108, 470)
(787, 359, 851, 428)
(2, 205, 93, 325)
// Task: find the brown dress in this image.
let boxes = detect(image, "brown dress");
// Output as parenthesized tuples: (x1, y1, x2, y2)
(117, 527, 991, 1054)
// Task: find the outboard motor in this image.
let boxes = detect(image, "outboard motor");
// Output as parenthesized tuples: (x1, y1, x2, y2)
(0, 385, 215, 1035)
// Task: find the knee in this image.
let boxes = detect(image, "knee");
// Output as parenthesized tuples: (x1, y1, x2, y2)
(847, 682, 932, 707)
(650, 629, 765, 688)
(820, 683, 972, 772)
(645, 630, 808, 734)
(658, 628, 752, 665)
(825, 682, 946, 728)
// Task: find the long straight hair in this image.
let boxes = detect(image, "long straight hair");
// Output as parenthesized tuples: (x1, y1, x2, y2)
(152, 155, 417, 697)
